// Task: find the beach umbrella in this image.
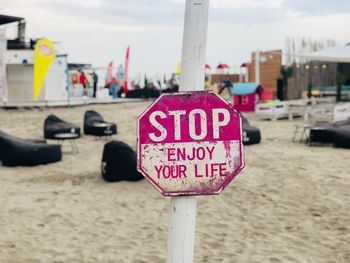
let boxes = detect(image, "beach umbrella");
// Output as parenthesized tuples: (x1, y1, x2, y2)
(240, 62, 250, 68)
(205, 63, 211, 69)
(216, 63, 230, 69)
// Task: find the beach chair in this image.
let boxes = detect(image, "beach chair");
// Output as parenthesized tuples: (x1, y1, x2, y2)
(101, 141, 143, 182)
(0, 130, 62, 166)
(44, 115, 81, 139)
(241, 116, 261, 145)
(333, 125, 350, 149)
(307, 119, 350, 146)
(83, 110, 117, 138)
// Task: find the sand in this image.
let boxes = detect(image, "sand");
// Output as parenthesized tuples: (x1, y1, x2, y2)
(0, 101, 349, 263)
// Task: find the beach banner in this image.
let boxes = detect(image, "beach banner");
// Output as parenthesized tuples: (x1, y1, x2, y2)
(124, 46, 130, 94)
(106, 61, 113, 85)
(34, 38, 56, 101)
(116, 64, 124, 80)
(176, 61, 181, 75)
(0, 28, 7, 98)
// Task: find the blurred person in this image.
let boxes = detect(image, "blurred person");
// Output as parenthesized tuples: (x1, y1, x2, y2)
(109, 78, 121, 99)
(92, 71, 98, 98)
(80, 71, 87, 89)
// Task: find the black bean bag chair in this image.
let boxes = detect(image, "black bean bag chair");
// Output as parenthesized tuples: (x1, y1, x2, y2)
(143, 88, 160, 99)
(308, 119, 350, 145)
(44, 115, 81, 139)
(0, 130, 61, 167)
(84, 110, 117, 137)
(26, 139, 47, 144)
(0, 130, 47, 161)
(333, 125, 350, 149)
(126, 89, 144, 98)
(101, 141, 144, 182)
(309, 124, 336, 145)
(162, 85, 179, 93)
(241, 116, 261, 145)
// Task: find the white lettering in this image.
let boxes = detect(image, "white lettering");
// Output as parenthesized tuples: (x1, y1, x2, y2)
(212, 108, 230, 139)
(149, 111, 167, 142)
(189, 109, 207, 140)
(168, 110, 186, 140)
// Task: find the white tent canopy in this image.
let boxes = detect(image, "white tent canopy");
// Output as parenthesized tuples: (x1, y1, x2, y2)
(302, 45, 350, 63)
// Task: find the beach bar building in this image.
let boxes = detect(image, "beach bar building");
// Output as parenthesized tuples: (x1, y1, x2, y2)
(247, 49, 282, 98)
(231, 82, 263, 112)
(0, 14, 68, 106)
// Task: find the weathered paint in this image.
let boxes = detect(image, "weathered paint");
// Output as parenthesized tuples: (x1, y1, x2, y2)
(137, 91, 244, 196)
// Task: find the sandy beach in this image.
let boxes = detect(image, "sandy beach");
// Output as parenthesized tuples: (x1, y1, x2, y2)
(0, 101, 349, 263)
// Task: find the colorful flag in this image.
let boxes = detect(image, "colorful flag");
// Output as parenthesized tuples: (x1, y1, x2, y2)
(106, 61, 113, 86)
(124, 46, 130, 94)
(116, 64, 124, 80)
(176, 61, 181, 75)
(34, 38, 56, 101)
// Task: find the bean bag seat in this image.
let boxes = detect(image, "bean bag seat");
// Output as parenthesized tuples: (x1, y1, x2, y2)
(309, 124, 336, 145)
(26, 139, 47, 144)
(162, 86, 179, 93)
(241, 116, 261, 145)
(0, 131, 61, 166)
(333, 125, 350, 149)
(101, 141, 144, 182)
(308, 120, 350, 145)
(126, 89, 144, 98)
(143, 88, 160, 99)
(84, 110, 117, 137)
(0, 130, 47, 161)
(44, 115, 81, 139)
(309, 122, 347, 145)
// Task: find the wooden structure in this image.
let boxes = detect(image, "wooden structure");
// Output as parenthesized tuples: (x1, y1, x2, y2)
(286, 62, 338, 100)
(209, 74, 240, 84)
(248, 50, 282, 96)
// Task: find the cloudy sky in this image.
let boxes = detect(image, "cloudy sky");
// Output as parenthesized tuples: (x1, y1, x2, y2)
(1, 0, 350, 76)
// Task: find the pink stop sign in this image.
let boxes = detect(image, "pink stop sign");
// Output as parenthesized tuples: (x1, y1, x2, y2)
(137, 91, 245, 196)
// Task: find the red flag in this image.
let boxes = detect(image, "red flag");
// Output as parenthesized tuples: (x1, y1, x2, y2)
(106, 61, 113, 86)
(124, 46, 130, 94)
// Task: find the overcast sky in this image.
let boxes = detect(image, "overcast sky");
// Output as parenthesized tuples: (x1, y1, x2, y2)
(1, 0, 350, 76)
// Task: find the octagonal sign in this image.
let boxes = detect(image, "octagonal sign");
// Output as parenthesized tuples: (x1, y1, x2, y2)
(137, 91, 244, 196)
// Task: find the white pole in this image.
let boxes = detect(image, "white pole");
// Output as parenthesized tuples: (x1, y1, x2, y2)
(179, 0, 209, 92)
(166, 196, 197, 263)
(255, 50, 260, 84)
(166, 1, 209, 263)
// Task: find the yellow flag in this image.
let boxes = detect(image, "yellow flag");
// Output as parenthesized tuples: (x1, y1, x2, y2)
(34, 38, 56, 101)
(176, 61, 181, 75)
